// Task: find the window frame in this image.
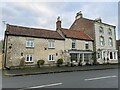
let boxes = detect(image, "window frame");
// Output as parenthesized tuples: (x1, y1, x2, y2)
(72, 40, 76, 49)
(26, 54, 33, 62)
(85, 42, 89, 50)
(99, 36, 105, 46)
(108, 28, 112, 35)
(99, 26, 104, 34)
(26, 40, 34, 48)
(108, 37, 113, 47)
(48, 54, 55, 61)
(48, 40, 55, 49)
(97, 53, 101, 59)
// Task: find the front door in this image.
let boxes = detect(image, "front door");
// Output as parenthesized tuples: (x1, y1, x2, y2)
(70, 53, 77, 62)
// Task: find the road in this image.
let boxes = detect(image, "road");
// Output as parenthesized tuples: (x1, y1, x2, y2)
(2, 68, 118, 89)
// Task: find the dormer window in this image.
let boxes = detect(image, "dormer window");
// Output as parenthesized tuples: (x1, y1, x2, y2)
(99, 26, 104, 34)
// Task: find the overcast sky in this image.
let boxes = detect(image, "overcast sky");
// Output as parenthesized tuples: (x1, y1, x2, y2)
(0, 0, 119, 40)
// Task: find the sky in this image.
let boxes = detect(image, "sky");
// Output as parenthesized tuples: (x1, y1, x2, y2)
(0, 0, 119, 40)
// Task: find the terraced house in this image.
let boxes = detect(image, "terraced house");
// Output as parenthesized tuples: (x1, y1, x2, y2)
(70, 11, 118, 64)
(3, 19, 93, 68)
(3, 12, 118, 68)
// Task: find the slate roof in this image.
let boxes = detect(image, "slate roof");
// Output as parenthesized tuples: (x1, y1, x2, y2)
(6, 24, 65, 40)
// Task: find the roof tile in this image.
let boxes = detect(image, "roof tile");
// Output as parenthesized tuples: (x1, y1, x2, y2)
(6, 24, 64, 40)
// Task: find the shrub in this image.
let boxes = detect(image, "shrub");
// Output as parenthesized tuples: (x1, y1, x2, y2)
(37, 60, 45, 68)
(57, 58, 63, 67)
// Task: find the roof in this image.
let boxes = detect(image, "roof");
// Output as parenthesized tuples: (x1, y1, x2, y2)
(61, 28, 93, 41)
(70, 18, 115, 40)
(70, 18, 115, 29)
(69, 18, 95, 39)
(6, 24, 64, 40)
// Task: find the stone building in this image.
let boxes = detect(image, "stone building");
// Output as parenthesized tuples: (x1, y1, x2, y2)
(70, 11, 118, 64)
(3, 11, 118, 68)
(3, 19, 93, 68)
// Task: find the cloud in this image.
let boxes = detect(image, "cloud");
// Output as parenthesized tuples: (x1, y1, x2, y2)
(0, 2, 119, 40)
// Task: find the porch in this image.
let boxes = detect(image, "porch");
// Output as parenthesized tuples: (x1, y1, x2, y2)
(68, 50, 93, 65)
(97, 49, 118, 64)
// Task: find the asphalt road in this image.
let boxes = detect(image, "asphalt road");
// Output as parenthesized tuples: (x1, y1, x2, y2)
(2, 68, 118, 89)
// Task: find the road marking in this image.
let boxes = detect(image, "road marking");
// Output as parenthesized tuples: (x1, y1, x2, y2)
(85, 75, 117, 81)
(18, 82, 62, 90)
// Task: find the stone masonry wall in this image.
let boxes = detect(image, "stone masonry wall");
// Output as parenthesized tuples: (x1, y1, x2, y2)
(6, 36, 65, 67)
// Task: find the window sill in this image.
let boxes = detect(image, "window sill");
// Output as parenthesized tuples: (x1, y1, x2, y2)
(48, 47, 55, 49)
(25, 61, 34, 64)
(48, 60, 55, 61)
(71, 48, 77, 50)
(26, 47, 34, 49)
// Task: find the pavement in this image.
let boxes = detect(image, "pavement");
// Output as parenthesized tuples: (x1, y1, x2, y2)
(2, 64, 118, 77)
(2, 68, 118, 88)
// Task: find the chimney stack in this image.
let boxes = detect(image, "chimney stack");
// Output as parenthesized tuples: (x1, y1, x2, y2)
(75, 11, 83, 20)
(56, 16, 61, 30)
(95, 17, 102, 23)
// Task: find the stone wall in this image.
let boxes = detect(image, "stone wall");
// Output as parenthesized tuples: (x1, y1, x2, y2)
(94, 22, 116, 50)
(4, 35, 94, 67)
(5, 36, 65, 67)
(64, 38, 93, 51)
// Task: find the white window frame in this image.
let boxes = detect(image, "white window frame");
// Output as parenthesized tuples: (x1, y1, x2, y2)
(97, 53, 101, 59)
(99, 26, 104, 34)
(48, 54, 54, 61)
(26, 40, 34, 47)
(26, 55, 33, 62)
(72, 40, 76, 49)
(109, 37, 113, 47)
(108, 28, 112, 35)
(100, 36, 105, 46)
(48, 41, 55, 48)
(85, 42, 89, 50)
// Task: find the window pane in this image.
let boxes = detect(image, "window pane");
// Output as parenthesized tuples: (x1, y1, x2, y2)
(85, 44, 89, 49)
(48, 41, 54, 48)
(52, 55, 54, 60)
(27, 56, 29, 61)
(30, 55, 32, 61)
(30, 41, 33, 47)
(72, 40, 76, 48)
(100, 36, 104, 46)
(110, 52, 113, 59)
(49, 55, 51, 60)
(26, 40, 34, 47)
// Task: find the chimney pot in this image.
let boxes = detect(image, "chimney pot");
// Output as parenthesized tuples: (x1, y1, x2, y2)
(56, 16, 61, 30)
(75, 11, 83, 20)
(95, 17, 102, 22)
